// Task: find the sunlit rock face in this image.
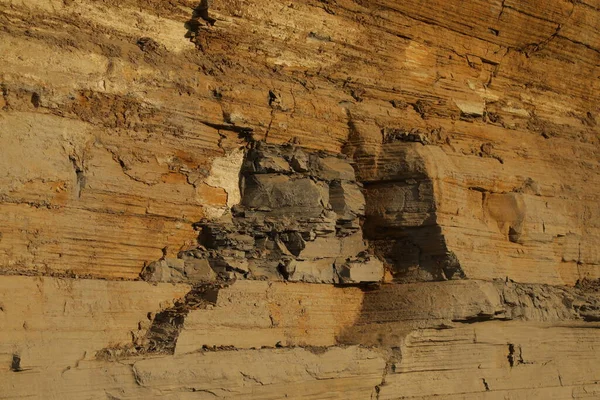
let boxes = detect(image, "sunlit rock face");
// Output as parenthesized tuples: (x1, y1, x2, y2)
(1, 0, 600, 398)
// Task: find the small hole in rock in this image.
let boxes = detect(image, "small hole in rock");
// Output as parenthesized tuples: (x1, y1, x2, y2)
(31, 93, 40, 108)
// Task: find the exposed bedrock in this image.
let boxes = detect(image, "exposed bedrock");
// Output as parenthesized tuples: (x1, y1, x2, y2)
(344, 123, 600, 285)
(0, 0, 598, 285)
(141, 141, 384, 284)
(143, 127, 600, 286)
(1, 0, 600, 398)
(138, 128, 600, 286)
(2, 276, 600, 399)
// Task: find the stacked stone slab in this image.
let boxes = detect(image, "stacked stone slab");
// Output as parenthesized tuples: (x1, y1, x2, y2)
(141, 142, 384, 284)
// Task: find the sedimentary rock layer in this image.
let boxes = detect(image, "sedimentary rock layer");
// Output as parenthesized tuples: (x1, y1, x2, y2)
(1, 276, 600, 399)
(1, 0, 598, 284)
(1, 0, 599, 398)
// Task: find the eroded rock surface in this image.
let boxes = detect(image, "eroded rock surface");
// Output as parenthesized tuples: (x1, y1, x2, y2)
(141, 142, 384, 284)
(2, 276, 600, 399)
(1, 0, 600, 398)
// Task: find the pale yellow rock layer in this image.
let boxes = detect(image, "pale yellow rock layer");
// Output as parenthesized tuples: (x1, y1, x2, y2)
(0, 276, 189, 370)
(1, 276, 599, 399)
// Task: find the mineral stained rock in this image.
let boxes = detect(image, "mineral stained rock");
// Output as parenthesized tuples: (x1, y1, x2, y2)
(1, 0, 599, 398)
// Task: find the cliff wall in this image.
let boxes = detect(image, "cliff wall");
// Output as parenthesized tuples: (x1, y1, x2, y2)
(1, 0, 599, 398)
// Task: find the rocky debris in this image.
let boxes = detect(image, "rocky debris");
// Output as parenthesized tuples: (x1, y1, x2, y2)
(10, 354, 22, 372)
(136, 37, 161, 53)
(498, 280, 600, 322)
(141, 142, 384, 285)
(140, 258, 216, 283)
(576, 278, 600, 292)
(284, 258, 338, 283)
(193, 0, 216, 25)
(96, 283, 225, 358)
(478, 142, 504, 164)
(329, 180, 365, 228)
(335, 256, 384, 284)
(142, 284, 223, 354)
(382, 127, 431, 145)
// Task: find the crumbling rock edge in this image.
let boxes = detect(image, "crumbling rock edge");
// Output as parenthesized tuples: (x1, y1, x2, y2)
(95, 277, 600, 361)
(140, 140, 471, 287)
(140, 141, 387, 286)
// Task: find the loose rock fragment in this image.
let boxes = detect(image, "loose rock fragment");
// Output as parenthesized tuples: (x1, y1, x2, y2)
(336, 256, 385, 284)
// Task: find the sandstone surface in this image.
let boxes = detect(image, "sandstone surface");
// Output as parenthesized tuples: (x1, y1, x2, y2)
(1, 0, 599, 398)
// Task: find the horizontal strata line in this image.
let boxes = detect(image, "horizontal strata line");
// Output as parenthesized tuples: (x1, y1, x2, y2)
(557, 34, 600, 56)
(579, 1, 600, 12)
(0, 272, 371, 287)
(119, 343, 383, 355)
(383, 383, 600, 398)
(333, 2, 504, 50)
(0, 269, 143, 281)
(0, 275, 597, 296)
(502, 4, 571, 25)
(0, 199, 197, 223)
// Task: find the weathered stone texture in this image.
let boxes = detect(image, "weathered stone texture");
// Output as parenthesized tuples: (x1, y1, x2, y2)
(1, 277, 600, 398)
(1, 0, 598, 282)
(139, 142, 383, 284)
(1, 0, 599, 398)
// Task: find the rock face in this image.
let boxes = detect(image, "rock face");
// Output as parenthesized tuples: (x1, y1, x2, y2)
(140, 141, 383, 284)
(1, 0, 600, 398)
